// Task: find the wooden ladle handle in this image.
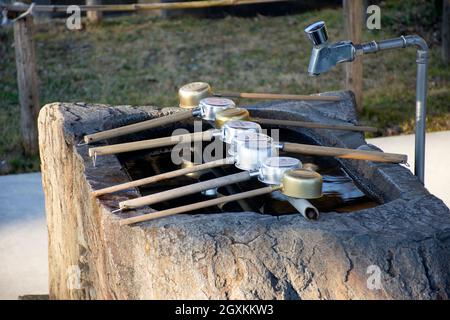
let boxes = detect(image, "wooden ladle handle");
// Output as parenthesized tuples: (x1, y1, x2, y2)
(93, 157, 235, 197)
(282, 142, 407, 164)
(252, 118, 378, 133)
(215, 92, 341, 101)
(88, 130, 216, 157)
(119, 171, 253, 211)
(84, 110, 194, 144)
(119, 186, 278, 225)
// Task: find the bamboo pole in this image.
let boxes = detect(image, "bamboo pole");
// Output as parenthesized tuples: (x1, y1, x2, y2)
(282, 142, 407, 164)
(93, 157, 234, 197)
(119, 186, 278, 226)
(2, 0, 287, 13)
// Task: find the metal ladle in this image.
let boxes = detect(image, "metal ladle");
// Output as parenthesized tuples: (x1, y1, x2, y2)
(234, 132, 407, 164)
(115, 134, 406, 214)
(117, 156, 303, 212)
(89, 108, 400, 171)
(118, 132, 389, 216)
(88, 117, 406, 167)
(119, 166, 323, 226)
(87, 108, 255, 162)
(92, 119, 262, 196)
(82, 82, 376, 144)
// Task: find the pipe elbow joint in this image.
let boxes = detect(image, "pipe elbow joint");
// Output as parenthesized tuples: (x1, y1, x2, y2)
(404, 35, 429, 52)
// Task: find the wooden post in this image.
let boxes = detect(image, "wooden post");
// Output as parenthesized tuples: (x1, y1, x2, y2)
(86, 0, 102, 23)
(13, 15, 40, 155)
(137, 0, 163, 16)
(343, 0, 364, 112)
(443, 0, 450, 65)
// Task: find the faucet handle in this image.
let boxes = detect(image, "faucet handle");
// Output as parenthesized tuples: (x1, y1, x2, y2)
(304, 21, 328, 46)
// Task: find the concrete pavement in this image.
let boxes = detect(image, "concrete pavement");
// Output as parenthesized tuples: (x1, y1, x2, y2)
(0, 173, 48, 300)
(367, 131, 450, 207)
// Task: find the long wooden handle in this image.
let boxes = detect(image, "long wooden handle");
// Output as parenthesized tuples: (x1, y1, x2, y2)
(282, 142, 407, 164)
(252, 118, 378, 133)
(119, 171, 253, 210)
(214, 92, 340, 102)
(119, 186, 279, 225)
(88, 130, 216, 157)
(93, 157, 235, 197)
(84, 110, 194, 144)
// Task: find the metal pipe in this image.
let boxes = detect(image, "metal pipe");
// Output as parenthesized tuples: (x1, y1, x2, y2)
(287, 198, 319, 220)
(356, 35, 429, 183)
(414, 52, 428, 182)
(304, 21, 428, 183)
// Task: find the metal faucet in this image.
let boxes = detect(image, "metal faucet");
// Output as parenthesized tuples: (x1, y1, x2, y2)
(304, 21, 429, 184)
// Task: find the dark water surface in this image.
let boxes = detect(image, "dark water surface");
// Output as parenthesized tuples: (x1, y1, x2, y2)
(118, 127, 378, 216)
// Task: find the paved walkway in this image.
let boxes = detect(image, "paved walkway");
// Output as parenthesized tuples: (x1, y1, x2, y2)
(0, 132, 448, 299)
(367, 131, 450, 207)
(0, 173, 48, 299)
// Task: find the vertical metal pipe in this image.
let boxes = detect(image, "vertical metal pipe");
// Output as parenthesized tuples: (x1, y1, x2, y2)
(360, 36, 428, 184)
(415, 50, 428, 183)
(305, 21, 429, 183)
